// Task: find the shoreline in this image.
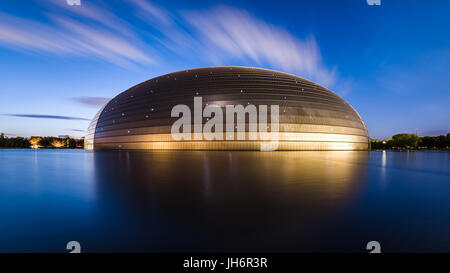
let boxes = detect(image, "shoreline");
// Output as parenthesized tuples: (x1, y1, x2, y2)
(1, 148, 448, 151)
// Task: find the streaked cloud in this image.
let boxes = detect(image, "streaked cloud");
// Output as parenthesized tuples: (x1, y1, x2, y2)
(0, 133, 17, 137)
(129, 0, 173, 26)
(0, 1, 338, 86)
(4, 114, 89, 121)
(420, 129, 450, 137)
(0, 12, 76, 54)
(182, 6, 336, 86)
(66, 128, 86, 132)
(51, 15, 153, 67)
(46, 0, 136, 38)
(72, 96, 111, 107)
(0, 5, 154, 68)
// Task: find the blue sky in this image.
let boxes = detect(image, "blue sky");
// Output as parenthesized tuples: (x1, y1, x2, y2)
(0, 0, 449, 139)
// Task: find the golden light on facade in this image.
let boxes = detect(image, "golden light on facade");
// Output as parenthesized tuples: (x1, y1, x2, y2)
(85, 67, 369, 151)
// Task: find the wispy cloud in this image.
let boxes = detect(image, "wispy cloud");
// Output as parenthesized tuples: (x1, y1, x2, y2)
(72, 96, 110, 107)
(181, 6, 336, 86)
(46, 0, 137, 38)
(132, 3, 337, 86)
(0, 12, 76, 54)
(420, 129, 449, 137)
(0, 133, 17, 137)
(0, 1, 338, 87)
(0, 4, 154, 68)
(129, 0, 173, 26)
(51, 15, 153, 67)
(66, 128, 86, 132)
(4, 114, 89, 121)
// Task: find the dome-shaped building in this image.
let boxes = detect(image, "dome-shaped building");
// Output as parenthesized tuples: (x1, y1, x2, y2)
(85, 67, 369, 151)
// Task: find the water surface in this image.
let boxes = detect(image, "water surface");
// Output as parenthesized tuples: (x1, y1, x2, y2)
(0, 149, 449, 252)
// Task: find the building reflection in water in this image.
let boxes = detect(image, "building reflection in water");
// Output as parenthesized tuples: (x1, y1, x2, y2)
(92, 150, 368, 252)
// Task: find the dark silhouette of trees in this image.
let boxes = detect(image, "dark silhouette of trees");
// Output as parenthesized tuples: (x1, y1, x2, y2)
(392, 133, 420, 149)
(370, 139, 392, 150)
(371, 133, 449, 150)
(38, 137, 53, 148)
(75, 139, 84, 148)
(67, 138, 77, 148)
(0, 133, 30, 148)
(420, 136, 436, 148)
(0, 133, 84, 148)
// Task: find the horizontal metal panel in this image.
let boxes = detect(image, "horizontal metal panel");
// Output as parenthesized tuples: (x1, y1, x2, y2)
(93, 132, 369, 144)
(93, 124, 369, 138)
(93, 141, 369, 151)
(95, 114, 368, 133)
(87, 67, 369, 151)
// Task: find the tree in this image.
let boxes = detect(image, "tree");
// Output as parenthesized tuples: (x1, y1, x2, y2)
(0, 133, 4, 147)
(420, 136, 436, 148)
(392, 133, 419, 149)
(76, 138, 84, 148)
(437, 135, 447, 148)
(67, 138, 77, 148)
(38, 137, 53, 148)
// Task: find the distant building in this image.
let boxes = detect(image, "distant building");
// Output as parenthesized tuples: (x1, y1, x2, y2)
(29, 137, 41, 149)
(85, 66, 369, 151)
(58, 135, 70, 139)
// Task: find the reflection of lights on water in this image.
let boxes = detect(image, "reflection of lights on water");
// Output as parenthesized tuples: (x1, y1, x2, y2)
(202, 154, 212, 201)
(380, 150, 387, 187)
(381, 150, 386, 168)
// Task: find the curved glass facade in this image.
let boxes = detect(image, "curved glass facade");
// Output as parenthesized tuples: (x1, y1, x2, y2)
(84, 100, 109, 150)
(85, 66, 369, 151)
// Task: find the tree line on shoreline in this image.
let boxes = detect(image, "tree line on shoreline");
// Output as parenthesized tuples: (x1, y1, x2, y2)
(371, 133, 450, 150)
(0, 134, 84, 149)
(1, 132, 449, 150)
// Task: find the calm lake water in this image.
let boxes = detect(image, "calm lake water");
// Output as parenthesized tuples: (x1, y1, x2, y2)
(0, 149, 449, 252)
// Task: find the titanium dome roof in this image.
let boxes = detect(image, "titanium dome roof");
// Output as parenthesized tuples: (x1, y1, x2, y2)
(85, 66, 369, 150)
